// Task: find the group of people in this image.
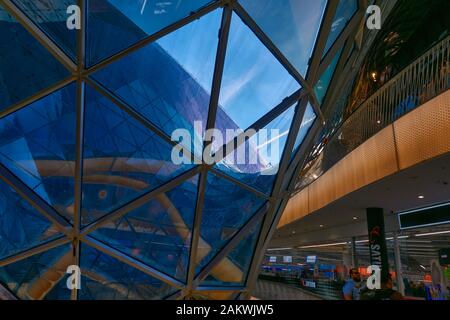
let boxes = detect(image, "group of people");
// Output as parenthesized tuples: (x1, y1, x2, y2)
(342, 268, 404, 300)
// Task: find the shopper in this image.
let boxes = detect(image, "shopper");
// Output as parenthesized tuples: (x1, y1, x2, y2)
(360, 273, 404, 300)
(343, 268, 364, 300)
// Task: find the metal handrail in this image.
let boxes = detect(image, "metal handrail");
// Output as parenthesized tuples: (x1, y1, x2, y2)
(296, 35, 450, 191)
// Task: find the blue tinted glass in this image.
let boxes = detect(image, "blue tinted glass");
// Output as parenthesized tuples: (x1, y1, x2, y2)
(215, 106, 295, 194)
(11, 0, 77, 60)
(79, 244, 176, 299)
(314, 48, 343, 105)
(44, 272, 72, 300)
(323, 0, 358, 55)
(0, 4, 70, 112)
(0, 83, 77, 222)
(218, 13, 299, 130)
(240, 0, 327, 75)
(292, 103, 316, 156)
(0, 180, 62, 260)
(86, 0, 213, 66)
(201, 220, 261, 287)
(0, 243, 71, 300)
(91, 176, 198, 282)
(92, 9, 221, 157)
(196, 173, 265, 273)
(82, 85, 194, 226)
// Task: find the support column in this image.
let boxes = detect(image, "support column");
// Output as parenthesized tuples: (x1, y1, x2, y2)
(393, 232, 405, 295)
(366, 208, 390, 283)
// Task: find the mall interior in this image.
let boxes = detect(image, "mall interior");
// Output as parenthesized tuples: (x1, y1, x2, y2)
(0, 0, 449, 301)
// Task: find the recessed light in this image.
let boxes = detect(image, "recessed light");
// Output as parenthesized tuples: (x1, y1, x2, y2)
(353, 217, 358, 220)
(319, 225, 324, 228)
(292, 230, 296, 234)
(418, 195, 425, 199)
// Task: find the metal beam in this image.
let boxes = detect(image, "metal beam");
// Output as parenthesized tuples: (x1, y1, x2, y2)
(204, 5, 232, 137)
(193, 202, 268, 286)
(0, 164, 72, 236)
(81, 166, 201, 236)
(0, 237, 71, 267)
(185, 169, 208, 293)
(0, 283, 17, 300)
(0, 0, 77, 73)
(71, 0, 86, 300)
(81, 236, 184, 289)
(83, 0, 230, 76)
(0, 76, 76, 120)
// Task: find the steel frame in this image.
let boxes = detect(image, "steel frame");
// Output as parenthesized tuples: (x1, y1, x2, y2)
(0, 0, 368, 300)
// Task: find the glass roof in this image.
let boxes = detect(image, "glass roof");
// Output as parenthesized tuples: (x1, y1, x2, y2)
(0, 0, 354, 300)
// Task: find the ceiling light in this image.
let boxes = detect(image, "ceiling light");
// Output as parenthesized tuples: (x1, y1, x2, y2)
(415, 230, 450, 237)
(420, 265, 426, 270)
(353, 217, 358, 220)
(418, 195, 425, 199)
(298, 242, 347, 249)
(319, 224, 324, 228)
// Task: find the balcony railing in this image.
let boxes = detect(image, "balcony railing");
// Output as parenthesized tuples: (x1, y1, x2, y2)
(297, 35, 450, 191)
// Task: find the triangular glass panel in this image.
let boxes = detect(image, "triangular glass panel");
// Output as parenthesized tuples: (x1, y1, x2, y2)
(0, 82, 77, 222)
(0, 243, 72, 300)
(0, 3, 70, 112)
(291, 103, 316, 158)
(90, 175, 199, 282)
(314, 48, 343, 105)
(200, 220, 262, 287)
(0, 180, 63, 260)
(239, 0, 327, 75)
(11, 0, 77, 61)
(323, 0, 358, 56)
(216, 12, 299, 132)
(86, 0, 214, 66)
(82, 85, 194, 226)
(91, 9, 222, 158)
(195, 173, 266, 273)
(79, 243, 176, 300)
(214, 105, 296, 195)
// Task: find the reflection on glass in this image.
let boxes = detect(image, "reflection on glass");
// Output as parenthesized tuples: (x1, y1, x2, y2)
(0, 181, 62, 260)
(81, 85, 194, 226)
(291, 103, 316, 156)
(12, 0, 77, 60)
(92, 9, 222, 157)
(240, 0, 327, 75)
(314, 48, 343, 105)
(196, 173, 265, 274)
(86, 0, 213, 66)
(215, 106, 296, 194)
(0, 244, 71, 300)
(79, 244, 176, 299)
(91, 176, 198, 282)
(201, 220, 262, 287)
(0, 4, 69, 111)
(323, 0, 358, 55)
(0, 83, 77, 221)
